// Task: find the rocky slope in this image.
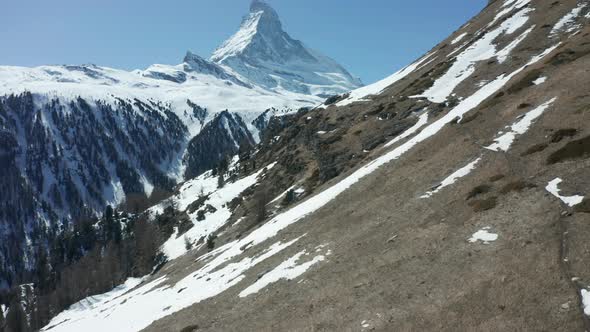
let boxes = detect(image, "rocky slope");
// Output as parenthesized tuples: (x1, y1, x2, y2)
(32, 0, 590, 331)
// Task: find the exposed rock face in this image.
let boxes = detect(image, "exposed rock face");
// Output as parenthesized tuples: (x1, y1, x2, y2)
(182, 52, 250, 88)
(250, 106, 302, 140)
(211, 0, 363, 97)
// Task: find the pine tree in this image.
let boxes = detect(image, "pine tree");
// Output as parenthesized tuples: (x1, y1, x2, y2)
(206, 234, 216, 252)
(133, 218, 158, 276)
(34, 247, 52, 292)
(104, 205, 114, 242)
(281, 189, 296, 207)
(184, 236, 193, 251)
(0, 306, 5, 331)
(254, 186, 269, 224)
(5, 302, 27, 332)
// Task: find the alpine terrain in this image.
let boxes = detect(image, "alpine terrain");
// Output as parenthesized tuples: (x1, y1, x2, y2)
(0, 0, 360, 314)
(1, 0, 590, 331)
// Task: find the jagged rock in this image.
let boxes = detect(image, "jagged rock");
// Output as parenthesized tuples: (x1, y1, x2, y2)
(210, 0, 362, 96)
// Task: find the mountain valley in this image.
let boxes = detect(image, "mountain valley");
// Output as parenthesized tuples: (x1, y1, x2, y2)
(1, 0, 590, 331)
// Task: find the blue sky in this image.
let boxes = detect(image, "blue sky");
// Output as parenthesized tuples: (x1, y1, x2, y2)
(0, 0, 486, 84)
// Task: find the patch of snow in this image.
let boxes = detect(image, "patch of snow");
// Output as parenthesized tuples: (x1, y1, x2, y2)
(416, 55, 439, 72)
(43, 238, 300, 332)
(269, 185, 296, 205)
(69, 278, 143, 312)
(268, 186, 305, 207)
(43, 278, 143, 330)
(0, 64, 320, 139)
(155, 160, 275, 260)
(447, 41, 470, 58)
(336, 52, 437, 106)
(211, 11, 264, 62)
(496, 25, 535, 63)
(421, 158, 481, 198)
(361, 320, 371, 328)
(545, 178, 584, 207)
(239, 250, 325, 297)
(485, 98, 556, 152)
(383, 113, 429, 148)
(477, 80, 490, 87)
(532, 76, 547, 85)
(551, 3, 587, 35)
(419, 7, 532, 103)
(452, 32, 468, 45)
(469, 227, 498, 244)
(582, 289, 590, 316)
(140, 176, 155, 198)
(490, 0, 531, 27)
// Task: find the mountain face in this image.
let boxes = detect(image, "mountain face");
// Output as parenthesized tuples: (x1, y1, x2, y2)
(23, 0, 590, 331)
(0, 93, 188, 289)
(182, 52, 251, 88)
(211, 0, 363, 97)
(182, 111, 256, 180)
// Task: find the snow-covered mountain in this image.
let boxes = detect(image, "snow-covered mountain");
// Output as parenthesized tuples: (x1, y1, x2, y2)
(0, 0, 362, 296)
(0, 57, 318, 293)
(0, 62, 318, 138)
(211, 0, 363, 97)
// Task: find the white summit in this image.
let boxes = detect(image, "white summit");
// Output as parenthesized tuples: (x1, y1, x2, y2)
(211, 0, 362, 97)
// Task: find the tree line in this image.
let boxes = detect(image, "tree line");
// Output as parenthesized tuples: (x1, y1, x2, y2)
(0, 204, 171, 332)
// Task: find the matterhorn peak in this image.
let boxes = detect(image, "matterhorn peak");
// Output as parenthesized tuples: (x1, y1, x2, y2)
(210, 0, 362, 97)
(249, 0, 281, 30)
(250, 0, 277, 16)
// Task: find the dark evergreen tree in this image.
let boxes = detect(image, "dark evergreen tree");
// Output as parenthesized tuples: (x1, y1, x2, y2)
(206, 234, 216, 252)
(281, 189, 296, 207)
(5, 302, 27, 332)
(34, 247, 52, 292)
(0, 306, 5, 331)
(103, 205, 114, 241)
(184, 236, 193, 251)
(254, 186, 269, 224)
